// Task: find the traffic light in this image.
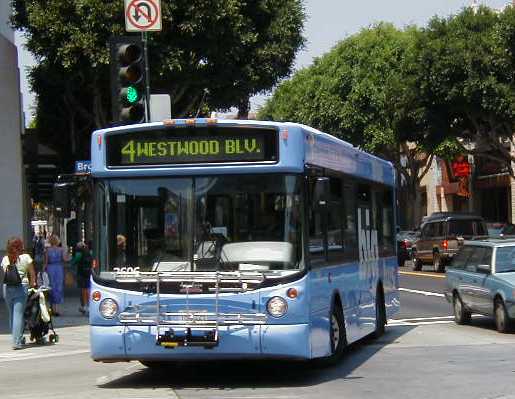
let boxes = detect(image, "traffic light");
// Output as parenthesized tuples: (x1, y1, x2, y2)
(110, 37, 146, 124)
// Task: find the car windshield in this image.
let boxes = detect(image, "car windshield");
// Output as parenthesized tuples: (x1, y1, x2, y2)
(397, 231, 419, 242)
(495, 246, 515, 273)
(96, 174, 303, 274)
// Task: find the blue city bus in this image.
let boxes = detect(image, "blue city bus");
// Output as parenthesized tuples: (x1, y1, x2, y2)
(89, 118, 399, 365)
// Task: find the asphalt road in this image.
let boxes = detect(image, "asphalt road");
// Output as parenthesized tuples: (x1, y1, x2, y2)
(1, 270, 514, 399)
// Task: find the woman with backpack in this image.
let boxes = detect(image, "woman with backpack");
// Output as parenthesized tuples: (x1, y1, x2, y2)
(1, 237, 36, 350)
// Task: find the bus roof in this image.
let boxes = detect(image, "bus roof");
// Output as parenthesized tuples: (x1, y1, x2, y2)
(90, 119, 395, 187)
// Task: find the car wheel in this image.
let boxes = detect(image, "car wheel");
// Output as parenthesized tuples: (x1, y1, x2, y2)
(494, 299, 512, 333)
(433, 253, 444, 273)
(373, 287, 386, 338)
(453, 293, 471, 325)
(412, 254, 422, 271)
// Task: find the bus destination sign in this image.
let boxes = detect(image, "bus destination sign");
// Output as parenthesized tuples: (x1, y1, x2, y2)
(107, 127, 277, 166)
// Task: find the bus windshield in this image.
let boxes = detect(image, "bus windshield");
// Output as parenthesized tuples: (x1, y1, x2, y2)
(98, 174, 303, 274)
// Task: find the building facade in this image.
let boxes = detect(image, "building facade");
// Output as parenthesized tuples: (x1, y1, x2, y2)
(420, 153, 515, 225)
(0, 4, 27, 250)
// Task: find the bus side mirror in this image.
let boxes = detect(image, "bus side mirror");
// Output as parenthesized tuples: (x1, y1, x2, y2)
(314, 177, 329, 207)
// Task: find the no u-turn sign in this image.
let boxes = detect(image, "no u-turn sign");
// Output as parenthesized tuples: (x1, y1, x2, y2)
(124, 0, 162, 32)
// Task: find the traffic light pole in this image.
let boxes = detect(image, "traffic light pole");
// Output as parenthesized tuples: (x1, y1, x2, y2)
(142, 32, 151, 122)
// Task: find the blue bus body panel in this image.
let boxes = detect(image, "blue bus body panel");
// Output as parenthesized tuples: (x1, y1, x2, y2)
(302, 125, 395, 187)
(308, 256, 399, 358)
(90, 275, 312, 361)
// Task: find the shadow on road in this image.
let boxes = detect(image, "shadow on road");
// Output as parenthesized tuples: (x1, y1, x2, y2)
(97, 325, 414, 390)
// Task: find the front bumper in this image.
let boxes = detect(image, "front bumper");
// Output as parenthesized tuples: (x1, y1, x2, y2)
(90, 323, 311, 362)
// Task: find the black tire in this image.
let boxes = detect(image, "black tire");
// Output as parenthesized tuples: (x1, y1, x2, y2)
(433, 253, 444, 273)
(315, 303, 347, 367)
(412, 253, 423, 271)
(373, 287, 386, 338)
(453, 293, 471, 325)
(494, 299, 513, 333)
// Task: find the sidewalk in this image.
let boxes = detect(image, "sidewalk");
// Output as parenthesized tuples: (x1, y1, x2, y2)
(0, 286, 90, 357)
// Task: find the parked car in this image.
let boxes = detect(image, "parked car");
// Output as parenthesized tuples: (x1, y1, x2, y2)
(487, 222, 515, 238)
(411, 212, 488, 273)
(396, 230, 419, 267)
(445, 240, 515, 333)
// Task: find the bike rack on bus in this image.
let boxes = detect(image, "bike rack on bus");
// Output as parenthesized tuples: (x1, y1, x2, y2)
(114, 271, 268, 348)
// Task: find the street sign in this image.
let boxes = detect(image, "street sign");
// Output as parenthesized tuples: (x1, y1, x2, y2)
(124, 0, 162, 32)
(75, 160, 91, 174)
(150, 94, 171, 122)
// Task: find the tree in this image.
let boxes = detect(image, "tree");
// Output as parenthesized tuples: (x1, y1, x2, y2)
(413, 6, 515, 174)
(11, 0, 305, 169)
(259, 24, 438, 228)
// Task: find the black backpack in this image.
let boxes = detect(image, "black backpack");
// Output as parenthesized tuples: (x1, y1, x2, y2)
(4, 258, 22, 286)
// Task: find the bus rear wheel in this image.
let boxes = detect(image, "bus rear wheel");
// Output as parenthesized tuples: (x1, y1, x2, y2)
(373, 287, 386, 338)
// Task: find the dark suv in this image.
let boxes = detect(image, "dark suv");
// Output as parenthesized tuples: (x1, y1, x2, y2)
(412, 212, 488, 272)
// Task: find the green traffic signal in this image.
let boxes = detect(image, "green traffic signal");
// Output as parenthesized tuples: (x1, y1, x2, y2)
(126, 86, 139, 104)
(110, 37, 146, 124)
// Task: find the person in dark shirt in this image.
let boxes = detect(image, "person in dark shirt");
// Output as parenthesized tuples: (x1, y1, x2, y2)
(72, 242, 92, 315)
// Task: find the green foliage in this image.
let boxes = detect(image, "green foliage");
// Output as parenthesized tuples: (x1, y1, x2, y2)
(11, 0, 305, 168)
(259, 23, 427, 155)
(432, 138, 463, 161)
(414, 6, 515, 162)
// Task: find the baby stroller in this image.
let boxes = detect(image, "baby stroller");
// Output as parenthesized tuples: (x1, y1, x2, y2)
(24, 286, 59, 344)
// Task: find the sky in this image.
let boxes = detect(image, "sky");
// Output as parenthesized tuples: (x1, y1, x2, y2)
(15, 0, 512, 124)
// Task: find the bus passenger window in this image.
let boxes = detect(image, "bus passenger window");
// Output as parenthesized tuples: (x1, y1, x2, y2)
(327, 176, 345, 264)
(343, 183, 359, 262)
(373, 188, 394, 257)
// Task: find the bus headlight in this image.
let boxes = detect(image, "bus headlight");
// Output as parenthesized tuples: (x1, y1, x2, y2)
(99, 298, 119, 319)
(267, 296, 288, 318)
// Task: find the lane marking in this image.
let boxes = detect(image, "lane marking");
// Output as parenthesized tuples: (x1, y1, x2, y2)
(389, 320, 455, 326)
(400, 271, 446, 279)
(399, 287, 445, 297)
(391, 315, 454, 322)
(0, 349, 89, 363)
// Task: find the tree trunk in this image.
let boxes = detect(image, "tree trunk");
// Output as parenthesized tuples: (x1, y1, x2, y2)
(406, 181, 422, 229)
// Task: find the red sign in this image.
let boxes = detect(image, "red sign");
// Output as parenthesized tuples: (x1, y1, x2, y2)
(452, 160, 471, 177)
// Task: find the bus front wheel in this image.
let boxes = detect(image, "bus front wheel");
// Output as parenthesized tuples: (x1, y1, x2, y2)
(327, 303, 347, 364)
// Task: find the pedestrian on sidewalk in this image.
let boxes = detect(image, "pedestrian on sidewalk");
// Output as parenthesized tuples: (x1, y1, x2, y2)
(32, 231, 46, 273)
(45, 235, 67, 316)
(72, 242, 92, 315)
(1, 237, 36, 350)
